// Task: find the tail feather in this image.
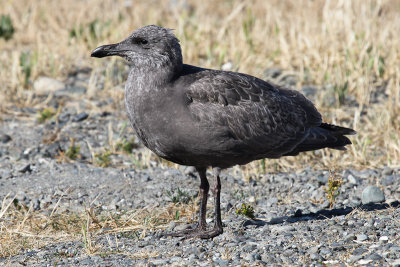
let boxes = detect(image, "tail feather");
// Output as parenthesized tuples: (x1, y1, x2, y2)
(284, 123, 356, 156)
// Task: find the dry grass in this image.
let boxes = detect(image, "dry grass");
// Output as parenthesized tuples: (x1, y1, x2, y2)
(1, 0, 399, 171)
(0, 194, 197, 258)
(1, 0, 400, 258)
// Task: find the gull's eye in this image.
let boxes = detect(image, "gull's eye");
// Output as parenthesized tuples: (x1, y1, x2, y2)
(133, 38, 149, 46)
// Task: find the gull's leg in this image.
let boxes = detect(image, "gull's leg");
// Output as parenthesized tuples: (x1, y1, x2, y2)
(163, 167, 209, 237)
(211, 167, 223, 232)
(197, 167, 210, 230)
(184, 167, 223, 239)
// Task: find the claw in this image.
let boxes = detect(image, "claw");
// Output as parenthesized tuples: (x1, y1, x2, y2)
(163, 224, 223, 239)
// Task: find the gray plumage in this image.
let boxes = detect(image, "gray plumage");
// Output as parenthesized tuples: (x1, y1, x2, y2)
(91, 25, 356, 239)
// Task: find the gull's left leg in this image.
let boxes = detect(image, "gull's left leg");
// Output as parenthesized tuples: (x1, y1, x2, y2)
(185, 167, 223, 239)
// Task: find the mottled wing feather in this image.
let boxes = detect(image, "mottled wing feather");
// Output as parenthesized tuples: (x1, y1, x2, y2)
(186, 70, 322, 157)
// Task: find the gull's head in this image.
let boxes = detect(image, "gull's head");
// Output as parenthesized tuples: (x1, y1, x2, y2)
(91, 25, 182, 69)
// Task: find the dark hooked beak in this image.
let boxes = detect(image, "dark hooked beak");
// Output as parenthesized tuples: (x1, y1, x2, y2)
(91, 42, 127, 58)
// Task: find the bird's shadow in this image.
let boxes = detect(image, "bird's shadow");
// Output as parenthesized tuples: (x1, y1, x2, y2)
(243, 201, 400, 227)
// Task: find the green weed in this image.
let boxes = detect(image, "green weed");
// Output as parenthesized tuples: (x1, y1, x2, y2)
(116, 137, 136, 154)
(236, 203, 256, 220)
(0, 14, 14, 40)
(20, 51, 37, 86)
(333, 81, 348, 106)
(166, 188, 192, 204)
(65, 138, 80, 160)
(324, 170, 343, 208)
(95, 150, 112, 167)
(38, 108, 55, 123)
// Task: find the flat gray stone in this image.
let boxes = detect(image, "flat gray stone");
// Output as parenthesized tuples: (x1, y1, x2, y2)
(362, 185, 385, 204)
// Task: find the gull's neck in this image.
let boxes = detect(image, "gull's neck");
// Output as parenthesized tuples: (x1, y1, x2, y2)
(129, 61, 182, 90)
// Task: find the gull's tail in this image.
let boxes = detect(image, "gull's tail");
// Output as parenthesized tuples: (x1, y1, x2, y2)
(284, 123, 356, 156)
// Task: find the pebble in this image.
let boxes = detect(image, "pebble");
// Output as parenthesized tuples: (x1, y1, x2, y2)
(72, 112, 89, 122)
(382, 166, 393, 176)
(33, 76, 65, 95)
(0, 133, 11, 143)
(361, 185, 385, 204)
(381, 175, 395, 186)
(356, 234, 368, 241)
(310, 253, 325, 261)
(266, 197, 278, 207)
(379, 236, 388, 243)
(367, 253, 382, 261)
(347, 174, 359, 184)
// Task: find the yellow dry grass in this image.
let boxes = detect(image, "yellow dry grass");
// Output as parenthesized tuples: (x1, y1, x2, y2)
(0, 0, 400, 258)
(0, 194, 197, 258)
(1, 0, 399, 171)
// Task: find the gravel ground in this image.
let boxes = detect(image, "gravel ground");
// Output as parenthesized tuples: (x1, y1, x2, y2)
(1, 69, 399, 266)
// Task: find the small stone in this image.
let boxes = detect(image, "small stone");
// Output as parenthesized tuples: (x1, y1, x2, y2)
(362, 186, 385, 204)
(310, 253, 324, 261)
(347, 174, 359, 184)
(34, 76, 65, 95)
(18, 164, 32, 173)
(213, 259, 229, 266)
(367, 253, 382, 261)
(294, 209, 302, 217)
(245, 253, 255, 262)
(266, 197, 278, 207)
(72, 112, 89, 122)
(381, 175, 395, 186)
(43, 142, 63, 158)
(320, 248, 331, 256)
(0, 169, 12, 179)
(358, 259, 373, 265)
(221, 62, 233, 71)
(150, 259, 169, 265)
(379, 236, 389, 243)
(356, 234, 368, 241)
(55, 86, 87, 97)
(321, 200, 330, 209)
(382, 166, 393, 176)
(242, 244, 257, 252)
(352, 248, 368, 256)
(0, 133, 11, 143)
(174, 224, 192, 232)
(32, 198, 40, 210)
(350, 197, 361, 206)
(317, 175, 328, 185)
(184, 166, 196, 177)
(253, 254, 262, 261)
(167, 221, 176, 231)
(344, 233, 356, 242)
(392, 259, 400, 267)
(170, 256, 182, 262)
(308, 246, 319, 254)
(349, 255, 363, 263)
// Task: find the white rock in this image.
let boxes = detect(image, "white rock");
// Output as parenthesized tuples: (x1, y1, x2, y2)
(379, 236, 389, 243)
(392, 259, 400, 266)
(34, 76, 65, 95)
(248, 196, 255, 203)
(358, 259, 372, 265)
(221, 62, 233, 71)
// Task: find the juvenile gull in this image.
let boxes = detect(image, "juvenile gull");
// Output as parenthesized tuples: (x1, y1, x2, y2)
(91, 25, 356, 239)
